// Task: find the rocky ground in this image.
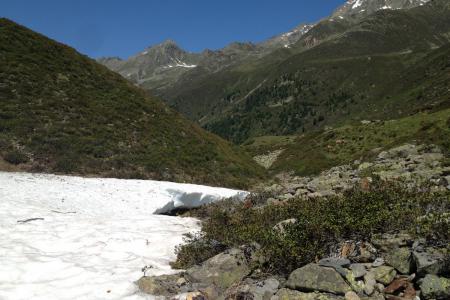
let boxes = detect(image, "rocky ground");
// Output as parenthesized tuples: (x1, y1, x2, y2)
(138, 232, 449, 300)
(136, 144, 450, 300)
(260, 144, 449, 203)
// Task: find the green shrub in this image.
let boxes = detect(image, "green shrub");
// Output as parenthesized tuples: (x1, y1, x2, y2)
(173, 180, 450, 275)
(3, 150, 28, 165)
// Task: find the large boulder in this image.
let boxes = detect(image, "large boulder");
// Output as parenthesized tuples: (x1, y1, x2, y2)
(286, 264, 352, 295)
(186, 248, 252, 291)
(420, 274, 450, 300)
(413, 247, 448, 276)
(384, 247, 413, 274)
(272, 289, 344, 300)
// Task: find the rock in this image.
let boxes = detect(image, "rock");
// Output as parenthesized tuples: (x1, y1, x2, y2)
(363, 272, 377, 296)
(225, 278, 280, 300)
(272, 289, 344, 300)
(371, 266, 397, 285)
(371, 233, 413, 252)
(273, 218, 297, 234)
(345, 291, 360, 300)
(420, 274, 450, 300)
(413, 247, 448, 276)
(319, 258, 351, 277)
(186, 248, 251, 291)
(345, 271, 364, 294)
(372, 258, 385, 267)
(137, 273, 190, 296)
(350, 264, 367, 278)
(384, 247, 413, 274)
(186, 291, 207, 300)
(286, 264, 352, 295)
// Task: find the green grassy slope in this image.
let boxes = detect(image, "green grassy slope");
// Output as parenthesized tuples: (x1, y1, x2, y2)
(0, 19, 265, 188)
(244, 108, 450, 176)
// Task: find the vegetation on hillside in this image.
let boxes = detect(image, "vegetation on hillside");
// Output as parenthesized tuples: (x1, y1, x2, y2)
(173, 180, 450, 275)
(0, 18, 265, 188)
(243, 108, 450, 176)
(163, 0, 450, 144)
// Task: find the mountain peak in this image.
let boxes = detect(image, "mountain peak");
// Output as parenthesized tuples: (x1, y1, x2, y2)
(332, 0, 431, 19)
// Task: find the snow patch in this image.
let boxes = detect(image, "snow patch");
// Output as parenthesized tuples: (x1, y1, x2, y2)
(0, 172, 247, 299)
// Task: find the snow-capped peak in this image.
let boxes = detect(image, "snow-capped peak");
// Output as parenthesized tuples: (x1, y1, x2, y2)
(333, 0, 431, 19)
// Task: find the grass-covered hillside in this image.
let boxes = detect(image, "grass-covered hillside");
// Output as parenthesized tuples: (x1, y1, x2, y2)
(244, 108, 450, 176)
(0, 19, 265, 188)
(163, 0, 450, 144)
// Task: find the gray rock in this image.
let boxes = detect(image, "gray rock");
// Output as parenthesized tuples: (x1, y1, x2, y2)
(350, 264, 367, 278)
(137, 273, 191, 296)
(413, 247, 447, 276)
(272, 289, 344, 300)
(286, 264, 352, 295)
(226, 278, 279, 300)
(186, 248, 251, 291)
(370, 266, 396, 285)
(372, 258, 385, 267)
(371, 233, 413, 251)
(363, 272, 376, 296)
(319, 258, 351, 277)
(384, 247, 413, 274)
(420, 274, 450, 300)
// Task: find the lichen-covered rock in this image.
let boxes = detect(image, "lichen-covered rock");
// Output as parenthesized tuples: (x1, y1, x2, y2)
(137, 273, 190, 296)
(272, 289, 344, 300)
(370, 266, 396, 285)
(420, 274, 450, 300)
(384, 247, 413, 274)
(286, 264, 352, 295)
(186, 248, 251, 291)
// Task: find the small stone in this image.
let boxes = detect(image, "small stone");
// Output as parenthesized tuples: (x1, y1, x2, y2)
(345, 291, 360, 300)
(371, 266, 397, 285)
(372, 258, 385, 267)
(350, 264, 367, 278)
(177, 277, 187, 286)
(363, 272, 376, 296)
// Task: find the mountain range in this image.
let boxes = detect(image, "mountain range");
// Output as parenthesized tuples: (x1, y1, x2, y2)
(98, 0, 433, 103)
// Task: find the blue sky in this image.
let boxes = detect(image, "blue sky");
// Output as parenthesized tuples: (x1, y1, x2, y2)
(1, 0, 345, 59)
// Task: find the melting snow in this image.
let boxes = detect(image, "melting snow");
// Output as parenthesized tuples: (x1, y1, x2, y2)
(0, 172, 247, 300)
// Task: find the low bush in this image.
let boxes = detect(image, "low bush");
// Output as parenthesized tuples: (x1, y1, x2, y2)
(173, 180, 450, 275)
(3, 150, 29, 165)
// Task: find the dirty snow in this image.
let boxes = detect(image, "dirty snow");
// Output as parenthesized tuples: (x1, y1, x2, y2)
(0, 172, 247, 300)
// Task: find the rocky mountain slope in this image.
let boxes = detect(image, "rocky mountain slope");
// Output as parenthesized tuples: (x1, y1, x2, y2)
(165, 0, 450, 143)
(0, 18, 265, 188)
